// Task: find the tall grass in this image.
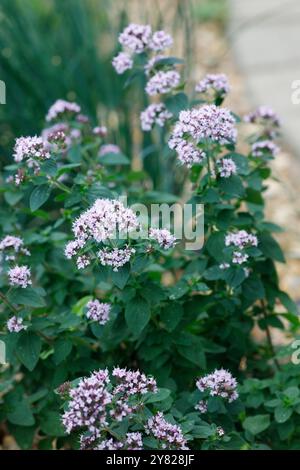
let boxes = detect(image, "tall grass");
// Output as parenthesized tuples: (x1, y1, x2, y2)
(0, 0, 196, 192)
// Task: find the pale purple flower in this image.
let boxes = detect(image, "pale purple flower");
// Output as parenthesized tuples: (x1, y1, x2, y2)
(64, 239, 85, 259)
(251, 140, 280, 158)
(225, 230, 258, 249)
(98, 246, 135, 271)
(96, 438, 123, 450)
(76, 255, 91, 270)
(146, 412, 188, 450)
(112, 367, 157, 397)
(196, 368, 238, 403)
(169, 105, 237, 149)
(0, 235, 30, 257)
(217, 427, 225, 437)
(217, 157, 237, 178)
(99, 144, 121, 156)
(244, 106, 280, 127)
(145, 70, 180, 96)
(46, 99, 81, 122)
(195, 400, 208, 414)
(62, 369, 112, 435)
(232, 251, 249, 265)
(140, 103, 173, 131)
(86, 299, 111, 325)
(119, 24, 152, 53)
(112, 52, 133, 74)
(76, 114, 89, 124)
(13, 136, 50, 163)
(96, 432, 143, 450)
(195, 73, 230, 98)
(149, 228, 176, 249)
(7, 316, 27, 333)
(176, 141, 206, 167)
(8, 265, 32, 288)
(71, 199, 139, 244)
(93, 126, 107, 137)
(149, 31, 173, 51)
(219, 262, 230, 270)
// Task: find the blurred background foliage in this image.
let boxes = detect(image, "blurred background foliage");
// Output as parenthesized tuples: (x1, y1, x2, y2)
(0, 0, 227, 191)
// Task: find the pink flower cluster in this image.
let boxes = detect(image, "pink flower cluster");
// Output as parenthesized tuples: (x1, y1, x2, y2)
(195, 73, 230, 98)
(149, 30, 173, 51)
(97, 432, 143, 450)
(0, 235, 30, 260)
(244, 106, 280, 128)
(145, 412, 188, 450)
(13, 136, 50, 163)
(8, 265, 32, 288)
(225, 230, 258, 249)
(62, 369, 112, 435)
(11, 135, 51, 184)
(119, 24, 152, 54)
(86, 299, 111, 325)
(140, 103, 173, 131)
(149, 228, 176, 249)
(169, 105, 237, 162)
(98, 246, 135, 271)
(46, 99, 81, 122)
(65, 199, 138, 271)
(217, 157, 237, 178)
(112, 52, 133, 75)
(7, 316, 27, 333)
(251, 140, 279, 158)
(145, 70, 180, 96)
(119, 24, 173, 54)
(99, 144, 121, 156)
(72, 198, 138, 244)
(61, 367, 157, 449)
(196, 368, 239, 407)
(225, 230, 258, 265)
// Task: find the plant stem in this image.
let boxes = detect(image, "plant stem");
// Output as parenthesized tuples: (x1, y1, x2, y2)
(0, 291, 19, 314)
(260, 300, 281, 371)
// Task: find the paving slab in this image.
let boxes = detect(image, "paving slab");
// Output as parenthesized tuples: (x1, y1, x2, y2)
(229, 0, 300, 154)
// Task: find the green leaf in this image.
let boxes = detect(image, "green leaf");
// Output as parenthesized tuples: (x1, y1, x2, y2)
(259, 233, 285, 263)
(206, 232, 225, 263)
(219, 175, 245, 198)
(144, 388, 171, 404)
(4, 191, 23, 206)
(16, 332, 41, 371)
(277, 291, 298, 315)
(7, 400, 35, 427)
(125, 297, 151, 335)
(156, 57, 184, 66)
(39, 411, 66, 436)
(8, 287, 46, 307)
(243, 414, 270, 435)
(7, 424, 35, 449)
(111, 264, 130, 289)
(53, 339, 72, 365)
(165, 92, 188, 116)
(160, 303, 184, 332)
(275, 406, 293, 424)
(100, 152, 130, 165)
(227, 153, 250, 175)
(40, 159, 58, 176)
(72, 295, 93, 316)
(29, 184, 51, 211)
